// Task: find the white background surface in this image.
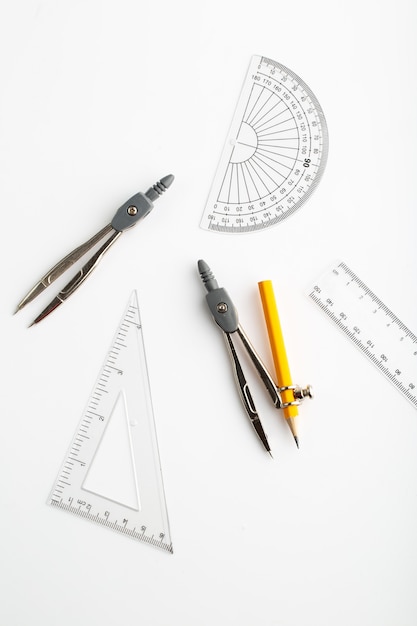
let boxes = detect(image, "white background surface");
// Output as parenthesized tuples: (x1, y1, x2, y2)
(1, 1, 416, 625)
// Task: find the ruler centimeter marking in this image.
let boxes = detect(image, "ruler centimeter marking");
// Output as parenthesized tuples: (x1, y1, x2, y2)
(308, 261, 417, 409)
(48, 291, 173, 552)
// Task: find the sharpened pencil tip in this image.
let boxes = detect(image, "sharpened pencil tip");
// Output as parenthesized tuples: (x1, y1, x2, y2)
(294, 436, 299, 449)
(268, 450, 274, 459)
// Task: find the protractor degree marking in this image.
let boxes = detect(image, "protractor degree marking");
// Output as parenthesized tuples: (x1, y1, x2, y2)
(251, 97, 286, 131)
(245, 85, 265, 125)
(228, 120, 300, 195)
(254, 80, 321, 147)
(243, 161, 261, 199)
(248, 91, 275, 128)
(215, 180, 301, 215)
(249, 157, 276, 193)
(240, 163, 251, 200)
(251, 153, 288, 180)
(215, 164, 314, 210)
(255, 149, 293, 171)
(202, 55, 328, 233)
(246, 159, 269, 196)
(257, 68, 322, 114)
(254, 109, 291, 133)
(256, 145, 299, 161)
(257, 125, 298, 138)
(258, 138, 298, 144)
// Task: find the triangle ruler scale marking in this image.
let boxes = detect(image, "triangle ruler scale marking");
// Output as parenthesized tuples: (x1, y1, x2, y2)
(47, 291, 173, 553)
(201, 55, 328, 233)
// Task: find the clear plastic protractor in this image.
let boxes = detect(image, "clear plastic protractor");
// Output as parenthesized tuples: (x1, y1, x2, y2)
(201, 56, 328, 233)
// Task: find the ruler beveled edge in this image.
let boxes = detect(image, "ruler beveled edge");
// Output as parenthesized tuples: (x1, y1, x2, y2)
(307, 260, 417, 410)
(49, 500, 173, 553)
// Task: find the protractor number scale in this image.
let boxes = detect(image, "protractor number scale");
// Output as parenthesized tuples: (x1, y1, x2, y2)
(201, 55, 328, 233)
(308, 261, 417, 409)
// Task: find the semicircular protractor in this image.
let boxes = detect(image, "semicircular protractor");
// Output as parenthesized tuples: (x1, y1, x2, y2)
(200, 55, 328, 233)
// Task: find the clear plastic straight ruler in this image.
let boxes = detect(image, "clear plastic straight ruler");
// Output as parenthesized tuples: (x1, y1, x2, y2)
(48, 291, 173, 553)
(308, 261, 417, 409)
(201, 55, 328, 233)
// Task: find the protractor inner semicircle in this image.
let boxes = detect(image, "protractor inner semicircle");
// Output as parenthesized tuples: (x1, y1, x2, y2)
(230, 122, 258, 163)
(219, 83, 300, 204)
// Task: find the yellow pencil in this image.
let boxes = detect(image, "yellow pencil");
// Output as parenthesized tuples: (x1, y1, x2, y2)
(258, 280, 299, 447)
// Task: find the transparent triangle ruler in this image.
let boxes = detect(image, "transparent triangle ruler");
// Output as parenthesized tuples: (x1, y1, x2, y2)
(47, 291, 173, 553)
(201, 55, 328, 233)
(308, 261, 417, 409)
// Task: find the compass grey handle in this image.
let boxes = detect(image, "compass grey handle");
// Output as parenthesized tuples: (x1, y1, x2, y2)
(111, 175, 175, 232)
(111, 193, 153, 231)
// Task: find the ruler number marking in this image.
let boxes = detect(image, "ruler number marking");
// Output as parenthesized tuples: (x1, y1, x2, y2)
(309, 263, 417, 408)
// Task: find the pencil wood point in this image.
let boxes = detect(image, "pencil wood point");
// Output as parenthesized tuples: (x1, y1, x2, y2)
(285, 416, 299, 448)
